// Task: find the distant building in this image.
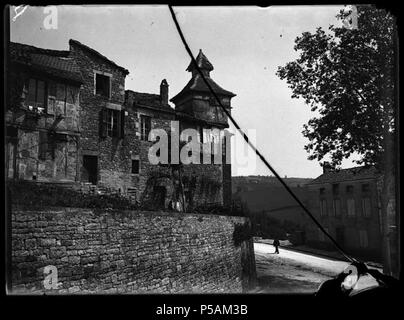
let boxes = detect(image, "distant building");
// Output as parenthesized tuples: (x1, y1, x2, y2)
(305, 165, 383, 261)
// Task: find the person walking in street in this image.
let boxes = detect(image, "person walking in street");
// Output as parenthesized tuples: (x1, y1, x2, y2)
(273, 239, 280, 254)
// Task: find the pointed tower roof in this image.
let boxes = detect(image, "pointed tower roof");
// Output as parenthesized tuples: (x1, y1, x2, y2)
(171, 50, 235, 104)
(186, 49, 214, 73)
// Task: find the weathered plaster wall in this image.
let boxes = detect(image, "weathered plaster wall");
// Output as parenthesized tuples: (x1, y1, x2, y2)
(305, 181, 383, 261)
(7, 69, 81, 182)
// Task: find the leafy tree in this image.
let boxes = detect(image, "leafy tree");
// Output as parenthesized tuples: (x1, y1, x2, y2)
(277, 6, 396, 169)
(277, 5, 399, 276)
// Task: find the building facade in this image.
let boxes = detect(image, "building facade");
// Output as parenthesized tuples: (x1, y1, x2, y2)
(170, 49, 235, 208)
(6, 42, 83, 182)
(7, 41, 235, 210)
(305, 165, 383, 261)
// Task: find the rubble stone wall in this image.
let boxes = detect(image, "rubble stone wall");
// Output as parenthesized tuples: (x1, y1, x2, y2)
(68, 41, 138, 194)
(11, 207, 253, 294)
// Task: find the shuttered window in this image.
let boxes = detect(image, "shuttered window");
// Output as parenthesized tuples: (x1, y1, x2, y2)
(333, 199, 341, 217)
(362, 198, 372, 217)
(347, 198, 356, 217)
(99, 108, 125, 138)
(319, 227, 329, 242)
(320, 199, 327, 216)
(140, 115, 151, 141)
(26, 78, 47, 111)
(359, 230, 368, 248)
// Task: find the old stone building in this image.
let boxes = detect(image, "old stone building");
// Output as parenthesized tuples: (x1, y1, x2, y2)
(305, 165, 383, 261)
(68, 40, 133, 194)
(6, 42, 82, 182)
(170, 49, 236, 208)
(124, 50, 236, 209)
(7, 41, 236, 210)
(125, 81, 176, 206)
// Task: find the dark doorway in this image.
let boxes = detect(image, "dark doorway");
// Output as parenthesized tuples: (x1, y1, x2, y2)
(336, 227, 345, 247)
(82, 155, 98, 185)
(152, 186, 166, 207)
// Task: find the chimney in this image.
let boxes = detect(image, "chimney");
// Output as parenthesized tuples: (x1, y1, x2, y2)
(160, 79, 169, 105)
(322, 162, 333, 174)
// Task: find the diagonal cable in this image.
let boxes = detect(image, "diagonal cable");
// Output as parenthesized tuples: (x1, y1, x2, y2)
(168, 5, 357, 263)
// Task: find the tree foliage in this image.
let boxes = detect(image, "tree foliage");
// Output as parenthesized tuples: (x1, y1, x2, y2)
(277, 6, 396, 168)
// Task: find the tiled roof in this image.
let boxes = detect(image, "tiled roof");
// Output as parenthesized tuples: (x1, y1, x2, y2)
(9, 42, 83, 84)
(171, 50, 236, 103)
(128, 90, 175, 113)
(170, 74, 236, 103)
(308, 166, 381, 185)
(69, 39, 129, 75)
(186, 49, 214, 72)
(175, 110, 229, 128)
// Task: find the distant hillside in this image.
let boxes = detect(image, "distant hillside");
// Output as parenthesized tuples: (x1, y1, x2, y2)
(233, 184, 308, 212)
(232, 175, 313, 225)
(232, 176, 313, 239)
(232, 175, 313, 193)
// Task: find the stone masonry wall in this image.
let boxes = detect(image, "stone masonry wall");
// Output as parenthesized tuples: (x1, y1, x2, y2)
(11, 207, 251, 294)
(68, 42, 137, 194)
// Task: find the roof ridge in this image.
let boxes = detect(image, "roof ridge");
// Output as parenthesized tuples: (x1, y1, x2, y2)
(9, 41, 70, 56)
(10, 42, 83, 84)
(171, 74, 236, 103)
(69, 39, 129, 75)
(129, 90, 160, 97)
(307, 165, 380, 185)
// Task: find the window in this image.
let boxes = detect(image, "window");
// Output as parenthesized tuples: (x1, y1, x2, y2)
(332, 183, 339, 195)
(319, 227, 329, 242)
(95, 73, 110, 97)
(131, 159, 140, 174)
(56, 83, 67, 115)
(333, 199, 341, 217)
(359, 230, 368, 248)
(106, 109, 119, 137)
(26, 78, 46, 110)
(319, 187, 325, 195)
(140, 115, 151, 141)
(346, 185, 354, 194)
(320, 199, 327, 216)
(66, 86, 76, 104)
(46, 81, 56, 114)
(362, 198, 372, 217)
(99, 108, 124, 138)
(362, 184, 370, 193)
(347, 198, 356, 217)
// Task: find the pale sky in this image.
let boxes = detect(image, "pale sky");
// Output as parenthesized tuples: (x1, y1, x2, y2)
(10, 5, 359, 178)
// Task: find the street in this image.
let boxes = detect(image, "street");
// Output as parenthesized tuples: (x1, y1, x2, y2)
(254, 242, 379, 294)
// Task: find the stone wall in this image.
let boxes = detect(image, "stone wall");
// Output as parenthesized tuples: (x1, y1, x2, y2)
(68, 41, 137, 194)
(11, 207, 255, 294)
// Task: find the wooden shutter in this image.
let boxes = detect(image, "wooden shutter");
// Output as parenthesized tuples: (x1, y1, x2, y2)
(120, 110, 125, 138)
(146, 117, 151, 140)
(99, 108, 108, 138)
(38, 131, 48, 160)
